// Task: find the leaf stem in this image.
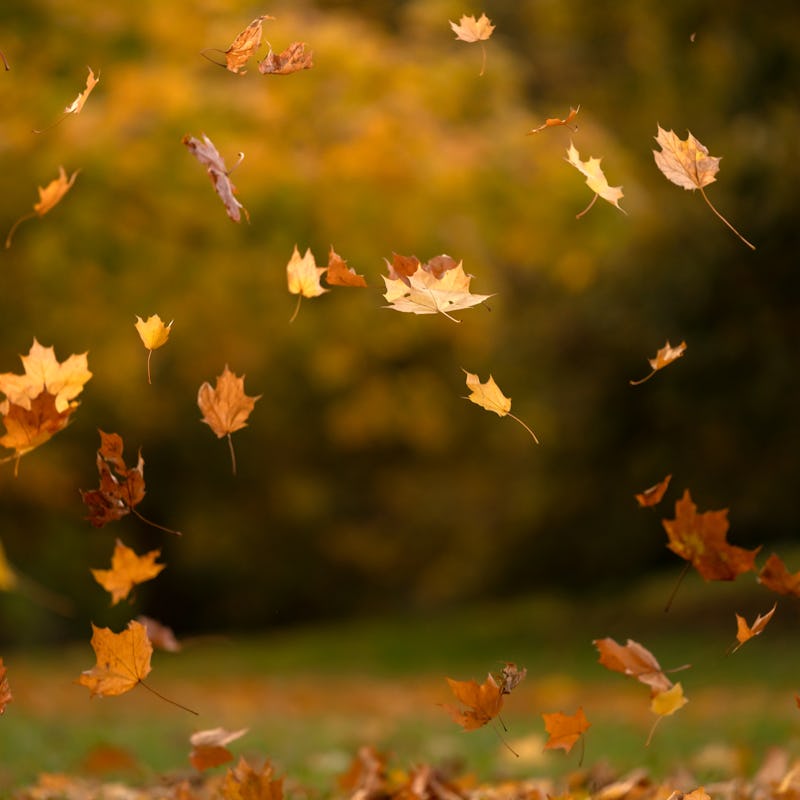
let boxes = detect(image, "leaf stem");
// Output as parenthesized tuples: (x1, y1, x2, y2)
(131, 507, 182, 536)
(492, 721, 519, 757)
(508, 413, 539, 444)
(699, 186, 756, 250)
(575, 193, 598, 219)
(479, 43, 487, 77)
(139, 679, 198, 715)
(199, 48, 228, 69)
(664, 561, 691, 612)
(5, 211, 37, 248)
(629, 370, 656, 386)
(226, 432, 237, 476)
(289, 294, 302, 323)
(146, 349, 153, 384)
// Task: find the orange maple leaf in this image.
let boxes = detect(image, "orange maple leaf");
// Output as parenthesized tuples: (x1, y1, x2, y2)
(463, 370, 539, 443)
(593, 637, 675, 696)
(135, 314, 173, 384)
(198, 365, 261, 475)
(443, 673, 504, 730)
(190, 727, 248, 771)
(91, 538, 165, 605)
(662, 489, 760, 581)
(450, 13, 495, 76)
(325, 246, 367, 288)
(630, 341, 686, 385)
(258, 41, 314, 75)
(34, 66, 100, 133)
(528, 105, 580, 134)
(136, 616, 182, 652)
(653, 126, 755, 250)
(207, 15, 274, 74)
(758, 554, 800, 597)
(222, 757, 284, 800)
(337, 745, 387, 796)
(732, 602, 777, 653)
(542, 707, 591, 753)
(565, 143, 625, 218)
(5, 166, 80, 248)
(0, 657, 11, 714)
(635, 474, 672, 508)
(287, 245, 329, 321)
(183, 133, 249, 223)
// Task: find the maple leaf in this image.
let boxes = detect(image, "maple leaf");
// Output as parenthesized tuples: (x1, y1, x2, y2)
(198, 365, 261, 475)
(383, 262, 493, 322)
(443, 673, 504, 730)
(135, 314, 173, 384)
(593, 637, 675, 696)
(136, 615, 181, 652)
(0, 657, 11, 714)
(450, 13, 494, 76)
(542, 707, 591, 753)
(91, 538, 165, 605)
(653, 126, 755, 250)
(5, 166, 80, 248)
(758, 553, 800, 598)
(630, 340, 686, 385)
(190, 727, 248, 771)
(183, 133, 249, 223)
(258, 41, 314, 75)
(34, 66, 100, 133)
(325, 246, 367, 288)
(463, 370, 539, 443)
(495, 662, 527, 694)
(211, 15, 274, 74)
(221, 757, 284, 800)
(635, 474, 672, 508)
(528, 105, 580, 134)
(662, 489, 760, 581)
(76, 620, 153, 698)
(337, 745, 387, 797)
(565, 143, 625, 218)
(81, 430, 180, 535)
(287, 245, 329, 322)
(731, 602, 777, 653)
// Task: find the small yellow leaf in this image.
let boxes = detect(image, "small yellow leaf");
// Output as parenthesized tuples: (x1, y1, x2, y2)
(135, 315, 173, 351)
(463, 370, 539, 443)
(651, 682, 688, 717)
(565, 143, 625, 216)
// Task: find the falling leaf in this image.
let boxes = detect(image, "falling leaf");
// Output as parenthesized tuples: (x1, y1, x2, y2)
(337, 745, 387, 797)
(653, 126, 755, 250)
(198, 365, 261, 475)
(5, 166, 80, 248)
(183, 133, 249, 223)
(221, 757, 284, 800)
(136, 616, 181, 652)
(594, 637, 675, 696)
(214, 15, 274, 74)
(463, 370, 539, 443)
(383, 262, 493, 322)
(135, 314, 173, 384)
(528, 105, 580, 134)
(732, 602, 777, 653)
(0, 658, 11, 714)
(635, 474, 672, 507)
(287, 245, 329, 322)
(91, 539, 165, 605)
(443, 673, 504, 730)
(0, 540, 17, 591)
(325, 246, 367, 287)
(646, 682, 689, 745)
(450, 13, 495, 76)
(662, 489, 760, 581)
(565, 143, 625, 218)
(495, 662, 527, 694)
(190, 727, 248, 771)
(81, 430, 180, 535)
(630, 341, 686, 385)
(258, 41, 313, 75)
(542, 707, 591, 753)
(33, 67, 100, 133)
(758, 554, 800, 598)
(76, 621, 153, 698)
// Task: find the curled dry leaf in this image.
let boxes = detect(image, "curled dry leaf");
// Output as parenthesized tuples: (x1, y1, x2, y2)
(198, 365, 261, 475)
(542, 707, 591, 753)
(758, 554, 800, 598)
(630, 340, 686, 385)
(566, 143, 625, 218)
(463, 370, 539, 443)
(91, 538, 165, 606)
(495, 662, 527, 694)
(635, 474, 672, 508)
(135, 314, 173, 384)
(653, 125, 755, 250)
(443, 673, 503, 730)
(732, 602, 777, 653)
(528, 105, 580, 134)
(219, 15, 274, 74)
(183, 133, 249, 223)
(5, 166, 80, 248)
(190, 727, 248, 771)
(258, 41, 313, 75)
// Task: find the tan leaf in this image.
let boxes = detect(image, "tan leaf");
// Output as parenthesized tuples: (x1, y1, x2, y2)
(630, 340, 686, 385)
(450, 13, 495, 43)
(758, 553, 800, 598)
(565, 143, 625, 217)
(190, 727, 248, 771)
(221, 757, 284, 800)
(136, 616, 181, 652)
(463, 370, 539, 443)
(223, 16, 273, 74)
(258, 42, 313, 75)
(287, 245, 329, 322)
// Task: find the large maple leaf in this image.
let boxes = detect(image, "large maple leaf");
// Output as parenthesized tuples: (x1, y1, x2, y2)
(662, 489, 760, 580)
(443, 673, 504, 730)
(91, 538, 165, 605)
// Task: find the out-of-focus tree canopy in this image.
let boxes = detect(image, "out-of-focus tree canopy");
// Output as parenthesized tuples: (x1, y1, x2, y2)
(1, 0, 798, 642)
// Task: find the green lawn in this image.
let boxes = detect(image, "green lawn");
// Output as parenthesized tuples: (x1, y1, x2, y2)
(2, 572, 799, 795)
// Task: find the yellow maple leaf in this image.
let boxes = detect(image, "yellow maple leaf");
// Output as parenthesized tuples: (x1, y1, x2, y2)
(91, 539, 166, 606)
(565, 143, 625, 218)
(135, 314, 173, 384)
(647, 682, 688, 745)
(463, 370, 539, 443)
(287, 245, 329, 322)
(449, 13, 494, 75)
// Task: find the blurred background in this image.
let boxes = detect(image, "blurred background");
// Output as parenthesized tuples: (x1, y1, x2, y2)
(0, 0, 798, 644)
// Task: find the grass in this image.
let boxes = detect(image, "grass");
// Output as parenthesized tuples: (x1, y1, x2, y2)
(2, 569, 800, 795)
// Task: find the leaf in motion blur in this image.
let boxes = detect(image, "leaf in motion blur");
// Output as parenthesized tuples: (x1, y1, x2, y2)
(653, 125, 755, 250)
(287, 245, 329, 322)
(528, 105, 580, 134)
(135, 314, 173, 384)
(635, 474, 672, 507)
(565, 143, 625, 218)
(5, 166, 80, 248)
(542, 707, 591, 753)
(732, 602, 777, 653)
(0, 658, 11, 713)
(463, 370, 539, 443)
(76, 621, 152, 698)
(630, 340, 686, 385)
(183, 134, 249, 223)
(450, 13, 494, 75)
(190, 727, 248, 771)
(221, 757, 284, 800)
(258, 41, 313, 75)
(91, 539, 165, 605)
(758, 554, 800, 598)
(136, 616, 181, 652)
(443, 673, 504, 730)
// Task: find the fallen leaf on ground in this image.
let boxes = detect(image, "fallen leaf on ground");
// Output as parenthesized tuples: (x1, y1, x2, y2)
(758, 554, 800, 598)
(76, 621, 152, 698)
(91, 538, 165, 605)
(542, 707, 591, 753)
(135, 314, 173, 384)
(635, 474, 672, 507)
(732, 603, 777, 653)
(528, 105, 580, 134)
(630, 340, 686, 385)
(443, 673, 504, 730)
(221, 757, 284, 800)
(190, 727, 248, 771)
(463, 370, 539, 443)
(258, 41, 313, 75)
(566, 143, 625, 218)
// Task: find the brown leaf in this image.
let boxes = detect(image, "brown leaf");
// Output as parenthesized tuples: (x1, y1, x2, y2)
(325, 246, 367, 287)
(758, 553, 800, 598)
(136, 615, 181, 652)
(542, 707, 591, 753)
(91, 538, 165, 605)
(732, 602, 777, 653)
(0, 658, 11, 714)
(183, 134, 249, 223)
(528, 105, 580, 134)
(443, 673, 503, 730)
(258, 42, 313, 75)
(662, 489, 760, 581)
(337, 745, 387, 798)
(630, 341, 686, 385)
(222, 16, 273, 74)
(190, 727, 248, 771)
(593, 637, 674, 696)
(221, 757, 284, 800)
(495, 662, 527, 694)
(635, 474, 672, 507)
